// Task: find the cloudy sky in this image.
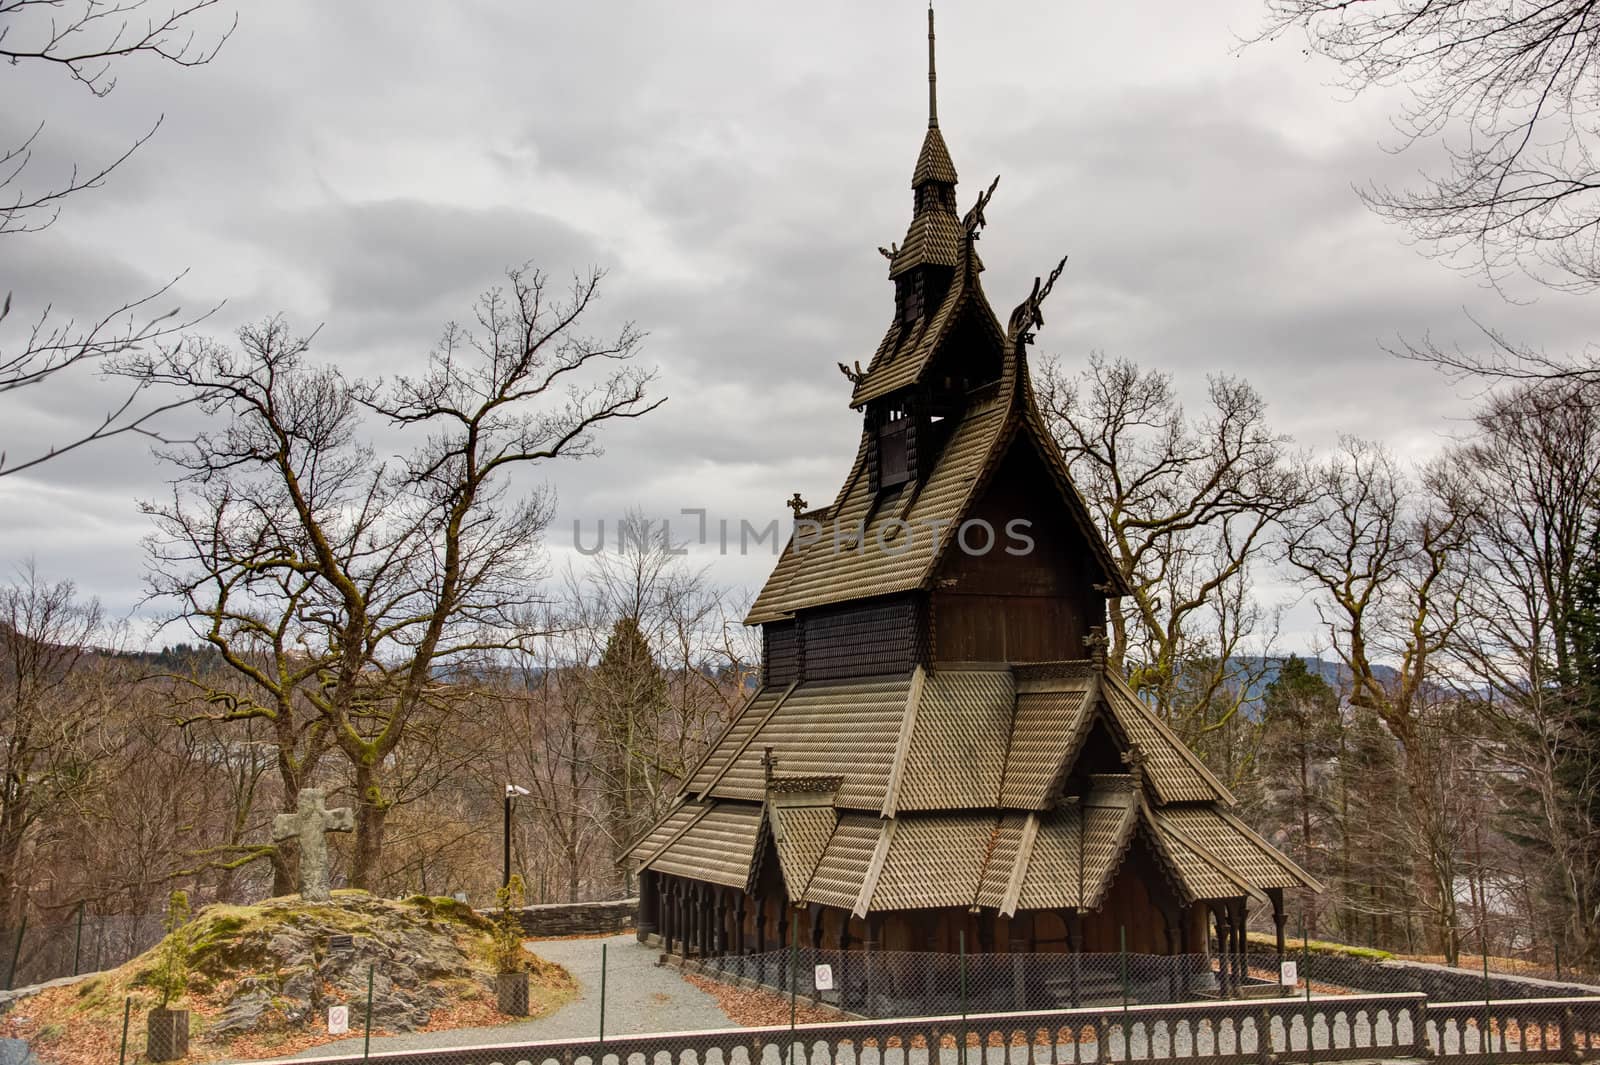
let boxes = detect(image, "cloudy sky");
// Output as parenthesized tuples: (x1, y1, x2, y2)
(4, 0, 1594, 650)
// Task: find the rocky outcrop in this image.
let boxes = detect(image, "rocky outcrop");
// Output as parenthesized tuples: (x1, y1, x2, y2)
(184, 893, 495, 1036)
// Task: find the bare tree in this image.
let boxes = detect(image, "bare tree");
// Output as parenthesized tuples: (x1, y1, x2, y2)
(1445, 379, 1600, 961)
(1, 0, 235, 476)
(0, 564, 109, 922)
(138, 267, 660, 889)
(1284, 437, 1474, 959)
(1259, 0, 1600, 294)
(1037, 353, 1304, 739)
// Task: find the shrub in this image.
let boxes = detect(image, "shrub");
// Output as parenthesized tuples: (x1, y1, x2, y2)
(490, 876, 528, 975)
(151, 891, 194, 1008)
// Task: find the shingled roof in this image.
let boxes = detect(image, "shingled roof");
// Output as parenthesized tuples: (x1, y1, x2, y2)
(631, 660, 1316, 913)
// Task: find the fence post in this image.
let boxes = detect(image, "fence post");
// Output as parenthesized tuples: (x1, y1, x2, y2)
(1481, 930, 1494, 1065)
(1302, 913, 1313, 1065)
(363, 963, 374, 1061)
(72, 903, 84, 977)
(789, 935, 798, 1065)
(1120, 924, 1129, 1012)
(599, 942, 607, 1045)
(117, 996, 131, 1065)
(960, 930, 968, 1065)
(5, 914, 25, 990)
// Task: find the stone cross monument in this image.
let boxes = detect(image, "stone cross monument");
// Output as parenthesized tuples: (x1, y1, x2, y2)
(272, 788, 355, 902)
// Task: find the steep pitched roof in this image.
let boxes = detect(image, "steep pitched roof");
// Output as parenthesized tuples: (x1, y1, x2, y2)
(912, 126, 958, 186)
(855, 232, 999, 406)
(706, 674, 914, 810)
(745, 389, 1008, 623)
(768, 801, 838, 898)
(630, 664, 1316, 910)
(1102, 670, 1235, 806)
(637, 802, 763, 889)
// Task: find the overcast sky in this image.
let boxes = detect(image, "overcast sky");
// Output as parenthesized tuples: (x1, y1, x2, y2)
(4, 0, 1594, 652)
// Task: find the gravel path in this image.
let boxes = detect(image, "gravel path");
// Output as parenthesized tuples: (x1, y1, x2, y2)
(277, 934, 731, 1060)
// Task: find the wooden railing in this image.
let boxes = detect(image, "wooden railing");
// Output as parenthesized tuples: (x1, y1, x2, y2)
(1426, 995, 1600, 1064)
(257, 991, 1458, 1065)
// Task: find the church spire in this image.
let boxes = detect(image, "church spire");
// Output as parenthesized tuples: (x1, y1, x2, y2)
(889, 6, 960, 280)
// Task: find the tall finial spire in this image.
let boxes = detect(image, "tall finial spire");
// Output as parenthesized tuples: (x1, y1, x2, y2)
(927, 4, 939, 129)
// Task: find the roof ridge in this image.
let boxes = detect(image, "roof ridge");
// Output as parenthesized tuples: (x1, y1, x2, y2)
(853, 818, 898, 917)
(1148, 800, 1269, 905)
(1103, 669, 1238, 806)
(1213, 806, 1325, 892)
(879, 665, 927, 817)
(997, 812, 1039, 917)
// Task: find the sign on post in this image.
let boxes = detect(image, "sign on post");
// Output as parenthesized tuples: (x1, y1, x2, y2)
(1280, 960, 1299, 987)
(327, 1005, 350, 1035)
(813, 963, 834, 991)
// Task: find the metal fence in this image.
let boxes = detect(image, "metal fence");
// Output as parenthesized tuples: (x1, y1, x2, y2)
(247, 992, 1600, 1065)
(696, 948, 1225, 1017)
(0, 912, 163, 990)
(687, 943, 1600, 1019)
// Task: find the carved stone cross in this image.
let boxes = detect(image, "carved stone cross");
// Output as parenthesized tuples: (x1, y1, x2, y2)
(272, 788, 355, 902)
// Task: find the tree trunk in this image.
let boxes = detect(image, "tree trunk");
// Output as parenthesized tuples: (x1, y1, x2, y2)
(350, 762, 389, 891)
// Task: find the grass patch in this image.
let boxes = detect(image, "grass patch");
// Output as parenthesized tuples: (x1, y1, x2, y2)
(1247, 930, 1393, 961)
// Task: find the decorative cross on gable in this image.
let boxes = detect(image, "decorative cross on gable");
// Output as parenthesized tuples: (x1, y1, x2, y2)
(272, 788, 355, 902)
(787, 494, 808, 519)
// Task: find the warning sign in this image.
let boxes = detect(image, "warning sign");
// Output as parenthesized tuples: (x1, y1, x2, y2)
(327, 1005, 349, 1035)
(1280, 961, 1299, 987)
(814, 963, 834, 991)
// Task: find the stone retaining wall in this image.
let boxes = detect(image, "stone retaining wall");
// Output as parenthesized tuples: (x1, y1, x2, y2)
(500, 898, 637, 938)
(1248, 947, 1600, 1000)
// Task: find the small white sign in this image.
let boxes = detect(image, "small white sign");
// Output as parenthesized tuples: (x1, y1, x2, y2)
(814, 963, 834, 991)
(327, 1005, 349, 1035)
(1280, 961, 1299, 987)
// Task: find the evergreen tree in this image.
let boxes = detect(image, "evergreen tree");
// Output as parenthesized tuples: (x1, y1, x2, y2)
(590, 616, 670, 891)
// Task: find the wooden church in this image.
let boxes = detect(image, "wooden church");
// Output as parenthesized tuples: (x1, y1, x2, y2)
(624, 9, 1317, 990)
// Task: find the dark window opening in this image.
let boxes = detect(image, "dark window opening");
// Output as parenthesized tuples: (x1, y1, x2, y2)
(879, 415, 911, 488)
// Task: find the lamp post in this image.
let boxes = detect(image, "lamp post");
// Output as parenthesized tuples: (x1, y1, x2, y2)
(503, 783, 529, 889)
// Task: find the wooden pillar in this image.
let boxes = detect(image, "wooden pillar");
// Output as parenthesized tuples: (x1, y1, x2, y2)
(638, 870, 659, 944)
(976, 908, 995, 952)
(865, 913, 884, 1016)
(1232, 898, 1249, 989)
(714, 888, 730, 956)
(1008, 919, 1029, 1011)
(658, 877, 668, 954)
(735, 891, 749, 955)
(1065, 909, 1083, 1008)
(1269, 888, 1287, 958)
(678, 879, 692, 960)
(681, 876, 694, 959)
(809, 903, 825, 951)
(837, 910, 850, 951)
(700, 883, 715, 958)
(1209, 903, 1225, 996)
(777, 897, 790, 949)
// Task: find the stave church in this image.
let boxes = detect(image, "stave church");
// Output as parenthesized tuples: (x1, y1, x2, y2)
(623, 8, 1318, 991)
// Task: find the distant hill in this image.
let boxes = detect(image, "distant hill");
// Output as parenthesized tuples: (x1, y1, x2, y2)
(1226, 656, 1402, 718)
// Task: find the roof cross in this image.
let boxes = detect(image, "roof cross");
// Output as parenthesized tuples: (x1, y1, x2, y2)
(787, 493, 808, 518)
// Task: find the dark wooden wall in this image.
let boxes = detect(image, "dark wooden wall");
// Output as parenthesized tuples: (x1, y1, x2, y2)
(761, 595, 926, 684)
(932, 436, 1104, 663)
